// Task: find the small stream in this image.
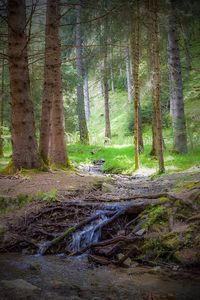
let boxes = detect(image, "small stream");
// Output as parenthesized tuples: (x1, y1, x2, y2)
(0, 253, 200, 300)
(69, 207, 115, 252)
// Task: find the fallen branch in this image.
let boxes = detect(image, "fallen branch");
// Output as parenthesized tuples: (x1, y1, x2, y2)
(38, 211, 115, 255)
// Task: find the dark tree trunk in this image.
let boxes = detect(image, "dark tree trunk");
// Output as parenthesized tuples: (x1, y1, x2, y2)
(76, 3, 89, 144)
(103, 16, 111, 142)
(8, 0, 41, 170)
(49, 0, 68, 166)
(0, 54, 5, 157)
(168, 6, 188, 154)
(132, 0, 140, 170)
(180, 22, 192, 77)
(39, 0, 55, 163)
(150, 0, 165, 173)
(40, 0, 68, 166)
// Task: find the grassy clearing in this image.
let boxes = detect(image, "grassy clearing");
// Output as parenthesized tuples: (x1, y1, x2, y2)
(68, 143, 200, 175)
(0, 142, 199, 175)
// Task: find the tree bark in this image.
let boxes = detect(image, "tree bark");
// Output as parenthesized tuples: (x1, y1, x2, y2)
(8, 0, 41, 170)
(39, 0, 55, 163)
(49, 0, 68, 165)
(0, 54, 5, 157)
(40, 0, 68, 166)
(168, 6, 188, 153)
(110, 49, 115, 93)
(103, 16, 111, 142)
(76, 3, 89, 144)
(132, 0, 140, 170)
(126, 44, 133, 103)
(150, 0, 165, 173)
(84, 73, 90, 121)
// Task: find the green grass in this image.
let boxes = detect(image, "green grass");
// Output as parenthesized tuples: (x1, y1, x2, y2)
(68, 143, 200, 175)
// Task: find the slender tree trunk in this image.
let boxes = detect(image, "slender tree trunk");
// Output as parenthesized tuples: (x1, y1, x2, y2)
(76, 3, 89, 144)
(39, 0, 55, 163)
(110, 49, 115, 93)
(0, 55, 5, 157)
(126, 44, 133, 103)
(103, 16, 111, 142)
(103, 60, 111, 141)
(84, 73, 90, 121)
(132, 0, 140, 170)
(8, 0, 41, 170)
(150, 0, 165, 173)
(138, 104, 144, 153)
(100, 80, 104, 97)
(168, 5, 188, 154)
(146, 1, 157, 157)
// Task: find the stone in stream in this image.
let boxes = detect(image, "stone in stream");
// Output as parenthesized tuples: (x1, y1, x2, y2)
(1, 279, 40, 299)
(101, 182, 115, 193)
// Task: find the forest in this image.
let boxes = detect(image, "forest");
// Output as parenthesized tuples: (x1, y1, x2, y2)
(0, 0, 200, 299)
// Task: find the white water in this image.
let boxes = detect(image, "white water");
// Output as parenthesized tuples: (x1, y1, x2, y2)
(69, 206, 119, 252)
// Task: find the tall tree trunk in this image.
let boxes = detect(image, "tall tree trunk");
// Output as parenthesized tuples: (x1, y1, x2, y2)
(49, 0, 68, 165)
(0, 54, 5, 157)
(150, 0, 165, 173)
(126, 44, 133, 103)
(103, 16, 111, 142)
(146, 0, 157, 157)
(168, 5, 188, 154)
(39, 0, 55, 163)
(8, 0, 41, 170)
(84, 73, 90, 121)
(138, 104, 144, 153)
(132, 0, 140, 170)
(40, 0, 68, 165)
(76, 3, 89, 144)
(100, 80, 104, 97)
(110, 49, 115, 93)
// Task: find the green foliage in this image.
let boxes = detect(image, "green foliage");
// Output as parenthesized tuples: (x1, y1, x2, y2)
(37, 189, 58, 202)
(17, 194, 33, 207)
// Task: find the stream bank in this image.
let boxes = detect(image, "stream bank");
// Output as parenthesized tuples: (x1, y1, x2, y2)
(0, 167, 200, 299)
(0, 253, 200, 300)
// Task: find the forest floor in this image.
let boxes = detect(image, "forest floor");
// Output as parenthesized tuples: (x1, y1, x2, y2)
(0, 165, 200, 299)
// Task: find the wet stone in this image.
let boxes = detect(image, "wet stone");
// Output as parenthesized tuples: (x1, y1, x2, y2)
(1, 279, 40, 299)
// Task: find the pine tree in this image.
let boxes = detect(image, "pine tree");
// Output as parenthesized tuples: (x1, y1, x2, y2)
(8, 0, 41, 170)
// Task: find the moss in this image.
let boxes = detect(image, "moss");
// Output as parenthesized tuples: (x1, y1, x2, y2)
(159, 196, 169, 203)
(175, 180, 198, 192)
(161, 233, 180, 250)
(142, 205, 169, 229)
(1, 161, 15, 175)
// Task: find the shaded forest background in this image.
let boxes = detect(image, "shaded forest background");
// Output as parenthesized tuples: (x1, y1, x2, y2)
(0, 0, 200, 174)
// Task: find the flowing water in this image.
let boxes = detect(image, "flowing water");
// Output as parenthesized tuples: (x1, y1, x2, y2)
(70, 204, 121, 252)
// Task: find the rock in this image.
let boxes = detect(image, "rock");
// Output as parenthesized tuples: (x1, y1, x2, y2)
(1, 279, 40, 299)
(0, 224, 7, 244)
(50, 280, 65, 289)
(117, 253, 132, 267)
(135, 228, 146, 236)
(174, 249, 200, 266)
(29, 262, 42, 272)
(102, 183, 115, 193)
